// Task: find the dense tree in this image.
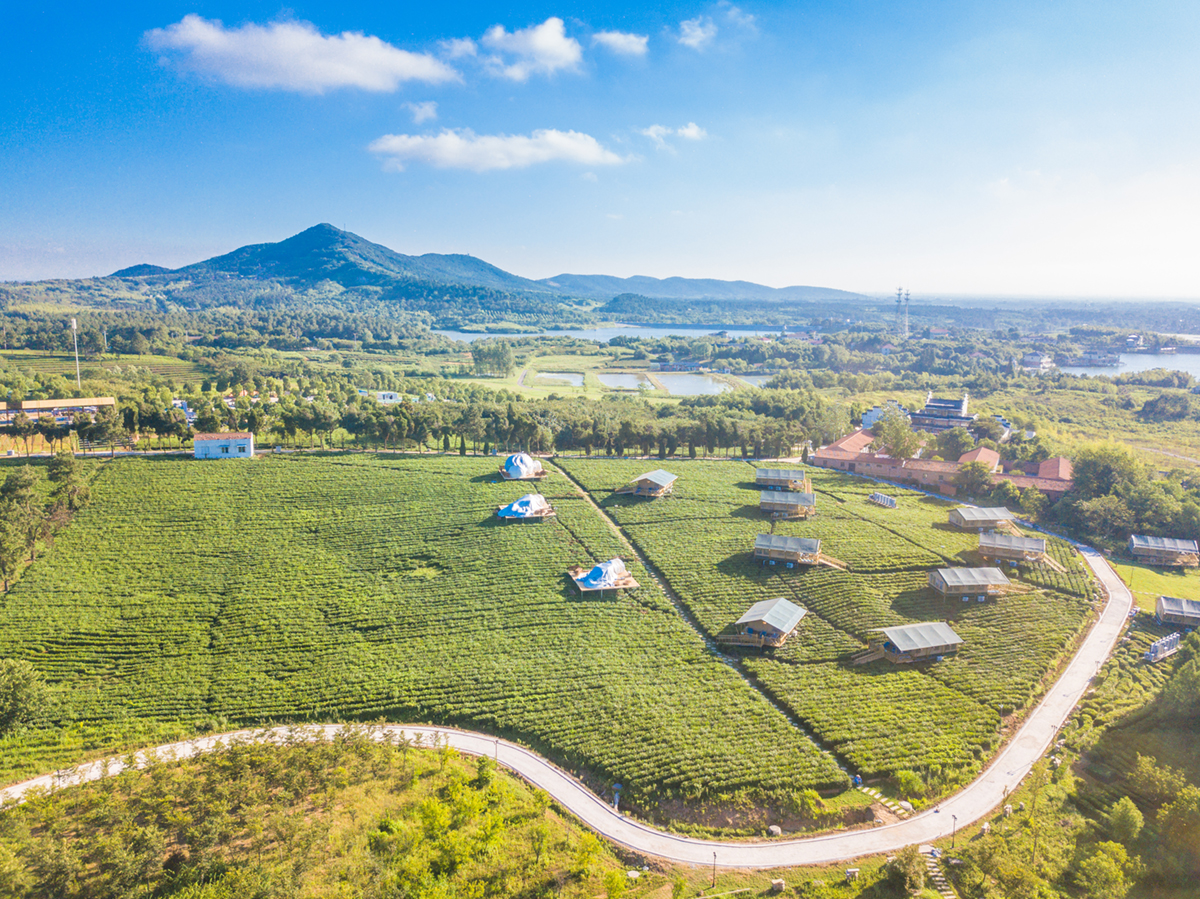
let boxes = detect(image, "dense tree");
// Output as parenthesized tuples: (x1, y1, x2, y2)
(0, 658, 49, 734)
(957, 461, 996, 499)
(871, 407, 922, 459)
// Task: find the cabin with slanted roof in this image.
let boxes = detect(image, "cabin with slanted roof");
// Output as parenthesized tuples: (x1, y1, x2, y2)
(1157, 596, 1200, 628)
(753, 534, 821, 567)
(948, 506, 1016, 530)
(567, 558, 640, 595)
(978, 532, 1048, 564)
(496, 494, 555, 521)
(928, 567, 1011, 600)
(615, 469, 677, 498)
(857, 621, 964, 664)
(759, 490, 816, 520)
(1129, 535, 1200, 568)
(500, 453, 547, 480)
(717, 597, 807, 648)
(756, 468, 811, 492)
(193, 432, 254, 459)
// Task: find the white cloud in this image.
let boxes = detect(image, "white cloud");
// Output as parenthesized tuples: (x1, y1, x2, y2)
(439, 37, 477, 59)
(145, 15, 457, 93)
(592, 30, 649, 56)
(368, 128, 626, 172)
(678, 16, 717, 49)
(640, 123, 707, 150)
(640, 124, 673, 149)
(481, 18, 582, 81)
(719, 2, 757, 31)
(606, 213, 624, 220)
(404, 101, 438, 124)
(581, 171, 598, 182)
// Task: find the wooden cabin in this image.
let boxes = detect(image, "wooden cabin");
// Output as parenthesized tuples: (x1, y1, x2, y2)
(567, 558, 640, 595)
(615, 469, 677, 498)
(496, 494, 556, 521)
(759, 490, 816, 520)
(1156, 595, 1200, 628)
(500, 453, 547, 481)
(928, 567, 1011, 600)
(718, 597, 807, 648)
(978, 532, 1047, 564)
(753, 534, 821, 567)
(1129, 535, 1200, 568)
(859, 621, 963, 664)
(756, 468, 811, 492)
(948, 506, 1016, 530)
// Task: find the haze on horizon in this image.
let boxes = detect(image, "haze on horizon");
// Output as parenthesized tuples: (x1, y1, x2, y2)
(2, 1, 1198, 299)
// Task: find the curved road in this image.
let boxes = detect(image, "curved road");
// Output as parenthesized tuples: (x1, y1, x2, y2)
(0, 550, 1131, 868)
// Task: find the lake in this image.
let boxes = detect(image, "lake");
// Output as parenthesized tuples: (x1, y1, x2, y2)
(433, 324, 781, 343)
(1059, 353, 1200, 379)
(533, 371, 584, 387)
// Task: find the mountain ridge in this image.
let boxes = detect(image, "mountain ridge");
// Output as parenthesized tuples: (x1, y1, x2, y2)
(110, 224, 863, 301)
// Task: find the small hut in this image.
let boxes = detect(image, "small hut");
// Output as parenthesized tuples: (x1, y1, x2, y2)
(978, 532, 1047, 564)
(928, 567, 1011, 600)
(497, 494, 555, 521)
(567, 558, 640, 595)
(615, 469, 677, 498)
(1156, 595, 1200, 628)
(718, 597, 807, 648)
(868, 492, 897, 509)
(753, 534, 821, 567)
(756, 468, 811, 492)
(1129, 535, 1200, 568)
(500, 453, 547, 480)
(759, 490, 816, 520)
(948, 507, 1016, 530)
(861, 621, 963, 664)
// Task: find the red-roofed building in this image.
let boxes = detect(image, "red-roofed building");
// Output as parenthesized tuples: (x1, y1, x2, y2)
(958, 446, 1001, 469)
(1038, 456, 1073, 480)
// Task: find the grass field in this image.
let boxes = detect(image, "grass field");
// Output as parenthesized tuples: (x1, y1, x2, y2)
(556, 459, 1096, 787)
(1111, 560, 1200, 611)
(0, 454, 847, 804)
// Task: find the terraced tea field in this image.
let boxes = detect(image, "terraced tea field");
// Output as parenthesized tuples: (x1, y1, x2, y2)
(0, 455, 846, 802)
(557, 459, 1097, 785)
(0, 350, 209, 383)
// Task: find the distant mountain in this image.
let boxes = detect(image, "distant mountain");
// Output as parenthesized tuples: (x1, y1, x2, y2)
(537, 272, 864, 301)
(109, 224, 862, 302)
(112, 224, 552, 294)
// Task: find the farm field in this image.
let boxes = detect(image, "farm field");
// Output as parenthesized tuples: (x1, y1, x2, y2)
(0, 349, 209, 383)
(0, 454, 846, 804)
(557, 459, 1098, 785)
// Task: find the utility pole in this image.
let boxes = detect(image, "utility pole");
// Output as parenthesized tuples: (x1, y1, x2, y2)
(712, 852, 717, 887)
(71, 318, 81, 388)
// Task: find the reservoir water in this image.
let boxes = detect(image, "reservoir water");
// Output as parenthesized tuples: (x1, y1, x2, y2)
(433, 324, 780, 343)
(1059, 353, 1200, 379)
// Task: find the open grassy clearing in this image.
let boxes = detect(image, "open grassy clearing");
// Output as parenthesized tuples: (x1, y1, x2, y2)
(0, 454, 846, 803)
(1111, 559, 1200, 610)
(557, 459, 1097, 783)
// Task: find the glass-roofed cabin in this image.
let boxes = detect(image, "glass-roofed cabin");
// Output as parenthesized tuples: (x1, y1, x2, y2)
(759, 490, 816, 520)
(755, 468, 811, 492)
(753, 534, 821, 567)
(1129, 535, 1199, 568)
(614, 469, 677, 498)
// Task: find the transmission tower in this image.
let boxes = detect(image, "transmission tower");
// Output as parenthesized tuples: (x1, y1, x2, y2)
(903, 289, 911, 341)
(895, 287, 904, 338)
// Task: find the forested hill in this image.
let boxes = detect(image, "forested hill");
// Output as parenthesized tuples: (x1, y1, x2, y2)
(112, 223, 552, 294)
(539, 272, 865, 301)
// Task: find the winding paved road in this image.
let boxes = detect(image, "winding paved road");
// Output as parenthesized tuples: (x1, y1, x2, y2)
(0, 551, 1130, 868)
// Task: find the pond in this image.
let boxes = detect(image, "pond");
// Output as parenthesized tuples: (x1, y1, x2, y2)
(737, 374, 775, 387)
(597, 373, 651, 390)
(656, 373, 733, 396)
(1059, 353, 1200, 379)
(533, 371, 584, 387)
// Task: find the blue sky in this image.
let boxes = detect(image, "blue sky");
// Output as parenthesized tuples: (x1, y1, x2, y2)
(2, 1, 1198, 297)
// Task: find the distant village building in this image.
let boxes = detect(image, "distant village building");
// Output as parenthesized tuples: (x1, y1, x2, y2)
(759, 490, 816, 520)
(615, 469, 677, 498)
(928, 566, 1011, 600)
(0, 396, 116, 426)
(753, 534, 821, 567)
(910, 391, 976, 433)
(755, 468, 811, 491)
(1128, 535, 1199, 568)
(1019, 352, 1056, 373)
(193, 432, 254, 459)
(859, 621, 963, 664)
(718, 597, 807, 648)
(1156, 596, 1200, 628)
